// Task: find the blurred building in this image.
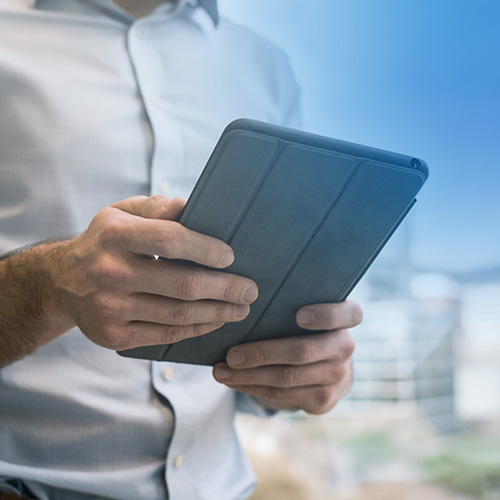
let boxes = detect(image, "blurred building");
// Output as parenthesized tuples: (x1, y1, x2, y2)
(337, 228, 461, 433)
(455, 276, 500, 421)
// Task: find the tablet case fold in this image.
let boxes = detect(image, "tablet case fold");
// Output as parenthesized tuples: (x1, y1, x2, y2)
(119, 119, 428, 365)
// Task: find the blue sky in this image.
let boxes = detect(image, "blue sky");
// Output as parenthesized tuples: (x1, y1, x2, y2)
(219, 1, 500, 273)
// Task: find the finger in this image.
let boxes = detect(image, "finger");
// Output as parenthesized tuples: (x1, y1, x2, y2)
(103, 215, 235, 269)
(132, 260, 259, 304)
(213, 359, 350, 388)
(228, 379, 352, 415)
(128, 295, 250, 325)
(296, 299, 363, 330)
(105, 321, 225, 350)
(100, 196, 234, 269)
(105, 214, 236, 269)
(112, 195, 186, 221)
(226, 330, 355, 368)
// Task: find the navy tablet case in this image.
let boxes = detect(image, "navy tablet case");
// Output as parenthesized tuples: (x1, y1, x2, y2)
(119, 119, 428, 365)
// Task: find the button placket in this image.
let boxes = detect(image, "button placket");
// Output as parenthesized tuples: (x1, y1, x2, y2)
(162, 365, 175, 382)
(173, 453, 184, 468)
(127, 19, 185, 197)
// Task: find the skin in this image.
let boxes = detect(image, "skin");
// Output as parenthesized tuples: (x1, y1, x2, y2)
(100, 2, 364, 414)
(1, 5, 361, 416)
(214, 302, 360, 414)
(113, 0, 167, 18)
(0, 195, 362, 414)
(0, 196, 257, 362)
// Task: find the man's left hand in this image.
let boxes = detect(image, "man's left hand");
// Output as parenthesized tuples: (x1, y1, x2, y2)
(213, 300, 362, 415)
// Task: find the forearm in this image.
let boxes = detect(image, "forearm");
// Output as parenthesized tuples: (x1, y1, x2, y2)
(0, 241, 75, 367)
(0, 195, 259, 366)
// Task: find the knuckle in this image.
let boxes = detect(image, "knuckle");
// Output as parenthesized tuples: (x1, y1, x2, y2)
(268, 386, 286, 402)
(308, 387, 334, 415)
(99, 215, 128, 246)
(201, 240, 213, 267)
(99, 324, 126, 350)
(93, 255, 126, 290)
(177, 272, 203, 299)
(215, 301, 230, 321)
(161, 325, 184, 344)
(221, 279, 237, 302)
(338, 361, 350, 381)
(92, 293, 109, 315)
(277, 366, 297, 388)
(162, 323, 214, 344)
(327, 362, 348, 383)
(338, 331, 356, 359)
(94, 294, 120, 319)
(148, 194, 169, 208)
(254, 345, 269, 366)
(160, 224, 183, 259)
(90, 298, 130, 349)
(170, 302, 193, 324)
(290, 338, 316, 364)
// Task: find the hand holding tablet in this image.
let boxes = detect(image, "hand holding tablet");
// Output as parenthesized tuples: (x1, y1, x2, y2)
(119, 119, 428, 365)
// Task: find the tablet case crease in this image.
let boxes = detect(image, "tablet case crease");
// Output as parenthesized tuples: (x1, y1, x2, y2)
(118, 119, 428, 365)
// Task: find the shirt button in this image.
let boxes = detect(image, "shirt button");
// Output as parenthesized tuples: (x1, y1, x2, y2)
(174, 454, 184, 469)
(135, 25, 144, 36)
(160, 180, 172, 195)
(163, 366, 175, 382)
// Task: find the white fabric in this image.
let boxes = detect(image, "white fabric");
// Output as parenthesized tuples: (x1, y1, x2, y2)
(0, 0, 300, 499)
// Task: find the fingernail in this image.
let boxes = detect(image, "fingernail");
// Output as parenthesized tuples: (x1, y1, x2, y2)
(227, 350, 245, 367)
(220, 250, 234, 267)
(297, 309, 315, 326)
(242, 286, 258, 303)
(235, 304, 250, 318)
(215, 367, 231, 381)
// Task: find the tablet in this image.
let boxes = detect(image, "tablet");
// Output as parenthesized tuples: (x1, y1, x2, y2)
(118, 119, 428, 365)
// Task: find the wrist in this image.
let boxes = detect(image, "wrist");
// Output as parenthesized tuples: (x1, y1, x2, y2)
(0, 240, 77, 362)
(36, 240, 79, 338)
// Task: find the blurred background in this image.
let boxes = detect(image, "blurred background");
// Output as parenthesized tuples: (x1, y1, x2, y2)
(218, 1, 500, 499)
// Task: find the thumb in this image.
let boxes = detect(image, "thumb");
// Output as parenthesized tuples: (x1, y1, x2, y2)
(111, 195, 186, 221)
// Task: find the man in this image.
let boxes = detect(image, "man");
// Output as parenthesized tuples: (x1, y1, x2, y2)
(0, 1, 362, 499)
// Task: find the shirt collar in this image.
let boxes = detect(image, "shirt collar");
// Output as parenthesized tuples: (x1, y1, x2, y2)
(28, 0, 219, 25)
(196, 0, 218, 25)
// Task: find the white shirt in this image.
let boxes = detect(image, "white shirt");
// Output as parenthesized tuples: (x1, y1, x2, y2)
(0, 1, 300, 499)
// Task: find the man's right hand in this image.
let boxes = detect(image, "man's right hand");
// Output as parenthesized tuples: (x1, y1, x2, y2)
(0, 195, 258, 366)
(55, 195, 259, 351)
